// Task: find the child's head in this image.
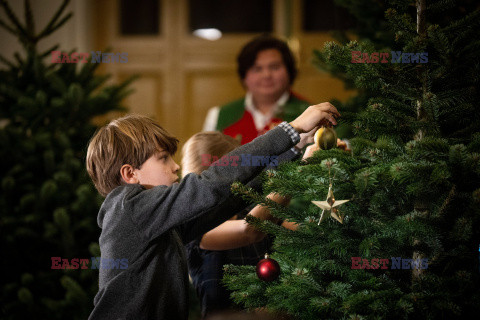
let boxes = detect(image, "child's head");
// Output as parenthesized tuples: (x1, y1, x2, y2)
(181, 131, 240, 176)
(86, 114, 179, 196)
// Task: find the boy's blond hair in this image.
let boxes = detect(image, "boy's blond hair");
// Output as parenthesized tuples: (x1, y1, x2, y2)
(86, 114, 178, 196)
(181, 131, 240, 176)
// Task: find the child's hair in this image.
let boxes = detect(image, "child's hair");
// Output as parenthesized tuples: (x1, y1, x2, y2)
(86, 114, 179, 196)
(181, 131, 240, 176)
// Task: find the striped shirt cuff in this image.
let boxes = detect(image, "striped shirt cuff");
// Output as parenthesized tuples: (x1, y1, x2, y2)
(278, 121, 300, 145)
(290, 147, 301, 156)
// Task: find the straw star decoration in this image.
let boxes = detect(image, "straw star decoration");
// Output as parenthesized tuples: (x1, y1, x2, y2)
(312, 183, 349, 224)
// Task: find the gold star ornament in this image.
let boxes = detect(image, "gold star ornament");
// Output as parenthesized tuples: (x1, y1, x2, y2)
(312, 183, 349, 224)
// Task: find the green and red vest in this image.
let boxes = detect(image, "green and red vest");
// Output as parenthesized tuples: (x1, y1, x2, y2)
(216, 93, 310, 144)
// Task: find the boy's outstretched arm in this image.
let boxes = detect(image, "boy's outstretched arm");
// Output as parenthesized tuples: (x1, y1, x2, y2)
(101, 104, 340, 241)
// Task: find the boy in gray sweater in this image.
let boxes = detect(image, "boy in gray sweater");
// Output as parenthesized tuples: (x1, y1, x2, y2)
(85, 103, 339, 319)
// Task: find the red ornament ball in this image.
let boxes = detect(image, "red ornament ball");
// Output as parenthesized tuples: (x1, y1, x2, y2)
(256, 255, 281, 282)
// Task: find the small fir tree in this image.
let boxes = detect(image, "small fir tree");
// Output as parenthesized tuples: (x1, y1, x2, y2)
(0, 0, 135, 319)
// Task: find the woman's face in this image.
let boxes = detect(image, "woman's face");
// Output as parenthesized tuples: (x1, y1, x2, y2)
(243, 49, 291, 102)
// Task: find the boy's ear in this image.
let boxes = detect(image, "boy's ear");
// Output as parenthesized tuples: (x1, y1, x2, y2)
(120, 164, 139, 184)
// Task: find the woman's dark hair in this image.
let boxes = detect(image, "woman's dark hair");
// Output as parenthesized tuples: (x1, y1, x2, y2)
(237, 34, 297, 84)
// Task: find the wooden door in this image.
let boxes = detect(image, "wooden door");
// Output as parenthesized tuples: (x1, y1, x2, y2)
(92, 0, 355, 160)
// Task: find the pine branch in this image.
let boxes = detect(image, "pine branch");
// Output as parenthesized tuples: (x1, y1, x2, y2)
(437, 184, 456, 218)
(385, 8, 417, 37)
(37, 0, 71, 39)
(13, 52, 23, 66)
(442, 7, 480, 37)
(24, 0, 34, 36)
(0, 52, 15, 68)
(39, 44, 60, 59)
(0, 17, 16, 35)
(426, 0, 456, 13)
(0, 0, 28, 39)
(42, 12, 73, 38)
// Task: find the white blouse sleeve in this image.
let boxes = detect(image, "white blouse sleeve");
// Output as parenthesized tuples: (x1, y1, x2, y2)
(202, 106, 220, 131)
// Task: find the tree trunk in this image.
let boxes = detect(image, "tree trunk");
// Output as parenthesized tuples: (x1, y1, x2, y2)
(413, 0, 428, 282)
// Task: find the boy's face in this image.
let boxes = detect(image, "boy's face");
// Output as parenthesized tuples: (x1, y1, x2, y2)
(133, 150, 180, 188)
(243, 48, 290, 103)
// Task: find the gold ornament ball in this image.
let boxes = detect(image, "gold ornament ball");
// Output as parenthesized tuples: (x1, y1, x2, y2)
(314, 127, 337, 150)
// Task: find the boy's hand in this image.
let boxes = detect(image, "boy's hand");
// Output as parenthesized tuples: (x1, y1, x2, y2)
(289, 103, 340, 134)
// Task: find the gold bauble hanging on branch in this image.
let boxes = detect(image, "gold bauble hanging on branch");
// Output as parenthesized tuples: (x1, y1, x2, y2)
(314, 127, 337, 150)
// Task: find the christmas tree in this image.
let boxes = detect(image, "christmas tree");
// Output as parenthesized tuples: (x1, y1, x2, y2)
(223, 0, 480, 319)
(0, 0, 135, 319)
(312, 0, 397, 140)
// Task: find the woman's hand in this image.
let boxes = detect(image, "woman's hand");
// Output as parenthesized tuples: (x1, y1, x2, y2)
(302, 139, 351, 160)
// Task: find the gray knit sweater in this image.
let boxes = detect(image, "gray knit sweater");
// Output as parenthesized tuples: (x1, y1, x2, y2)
(88, 124, 298, 320)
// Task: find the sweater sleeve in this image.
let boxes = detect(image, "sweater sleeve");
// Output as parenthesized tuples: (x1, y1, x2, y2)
(177, 140, 302, 243)
(114, 124, 298, 242)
